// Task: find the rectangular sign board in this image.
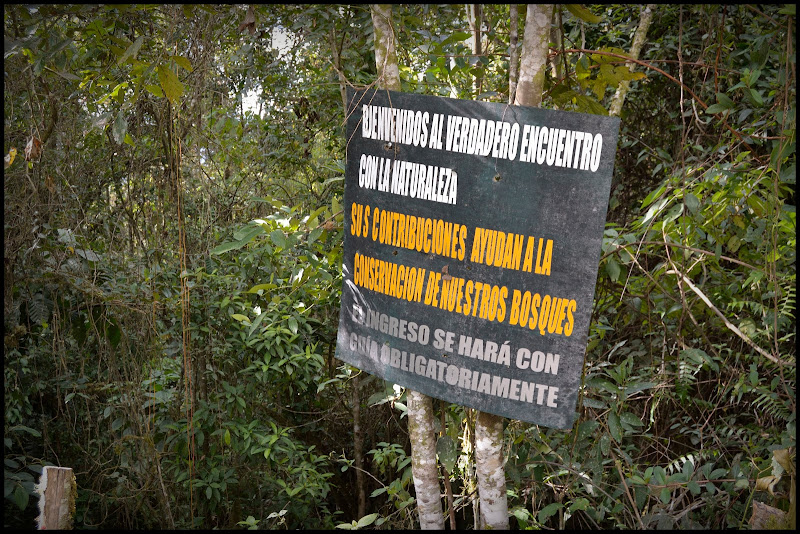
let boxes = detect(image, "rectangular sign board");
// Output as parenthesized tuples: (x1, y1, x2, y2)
(336, 88, 619, 429)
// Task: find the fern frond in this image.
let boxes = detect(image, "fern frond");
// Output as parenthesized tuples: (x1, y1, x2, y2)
(666, 448, 720, 475)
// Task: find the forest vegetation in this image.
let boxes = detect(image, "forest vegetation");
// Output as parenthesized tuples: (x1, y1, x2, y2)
(3, 4, 795, 530)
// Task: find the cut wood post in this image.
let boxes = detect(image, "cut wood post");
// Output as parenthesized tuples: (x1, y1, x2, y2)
(36, 466, 76, 530)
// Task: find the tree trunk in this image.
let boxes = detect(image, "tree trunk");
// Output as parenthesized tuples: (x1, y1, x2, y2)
(467, 4, 483, 97)
(608, 4, 657, 117)
(508, 5, 520, 104)
(371, 4, 401, 92)
(370, 4, 444, 530)
(514, 4, 553, 108)
(475, 411, 508, 529)
(473, 4, 555, 530)
(407, 390, 445, 530)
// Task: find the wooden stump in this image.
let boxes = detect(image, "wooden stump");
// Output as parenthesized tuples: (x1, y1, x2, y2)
(36, 466, 76, 530)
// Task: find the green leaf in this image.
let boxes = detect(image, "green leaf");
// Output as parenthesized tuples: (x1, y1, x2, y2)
(287, 317, 298, 335)
(748, 88, 764, 107)
(576, 420, 598, 441)
(233, 224, 264, 242)
(248, 310, 268, 337)
(574, 94, 608, 115)
(582, 397, 608, 409)
(145, 84, 164, 97)
(308, 226, 323, 244)
(270, 230, 286, 249)
(98, 81, 129, 105)
(659, 487, 671, 504)
(224, 429, 231, 446)
(623, 381, 656, 397)
(117, 35, 144, 65)
(10, 425, 41, 438)
(157, 64, 183, 104)
(705, 104, 730, 114)
(355, 513, 379, 528)
(441, 31, 471, 46)
(436, 435, 457, 473)
(641, 184, 666, 209)
(11, 484, 29, 511)
(211, 240, 246, 255)
(231, 313, 251, 324)
(171, 55, 193, 72)
(608, 411, 622, 442)
(715, 92, 735, 109)
(75, 248, 101, 262)
(565, 4, 602, 23)
(620, 411, 644, 427)
(112, 110, 128, 144)
(55, 69, 81, 81)
(606, 257, 621, 281)
(538, 502, 563, 523)
(248, 283, 276, 294)
(4, 478, 15, 497)
(569, 497, 590, 512)
(211, 225, 264, 255)
(684, 192, 700, 215)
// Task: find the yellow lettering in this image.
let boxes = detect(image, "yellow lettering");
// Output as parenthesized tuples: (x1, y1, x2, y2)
(522, 236, 535, 272)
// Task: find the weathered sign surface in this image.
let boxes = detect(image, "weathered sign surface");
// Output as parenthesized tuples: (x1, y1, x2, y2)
(336, 88, 620, 429)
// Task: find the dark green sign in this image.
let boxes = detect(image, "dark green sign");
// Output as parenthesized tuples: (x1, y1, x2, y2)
(336, 88, 620, 429)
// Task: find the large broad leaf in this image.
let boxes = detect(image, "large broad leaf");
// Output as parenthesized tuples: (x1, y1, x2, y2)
(112, 110, 128, 144)
(605, 257, 621, 281)
(270, 230, 287, 249)
(441, 31, 471, 46)
(170, 55, 193, 72)
(157, 64, 183, 104)
(436, 435, 457, 473)
(248, 310, 268, 337)
(355, 513, 379, 529)
(211, 225, 264, 255)
(117, 35, 144, 65)
(538, 502, 563, 523)
(608, 411, 622, 442)
(565, 4, 602, 24)
(10, 484, 29, 511)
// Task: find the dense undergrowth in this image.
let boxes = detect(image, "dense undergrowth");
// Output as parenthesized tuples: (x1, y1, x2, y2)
(4, 4, 795, 529)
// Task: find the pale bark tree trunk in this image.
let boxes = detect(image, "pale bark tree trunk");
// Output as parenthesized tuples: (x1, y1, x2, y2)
(370, 4, 444, 530)
(371, 4, 401, 92)
(609, 4, 657, 117)
(407, 390, 445, 530)
(514, 4, 553, 108)
(467, 4, 483, 97)
(475, 411, 507, 529)
(508, 5, 520, 104)
(472, 4, 555, 531)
